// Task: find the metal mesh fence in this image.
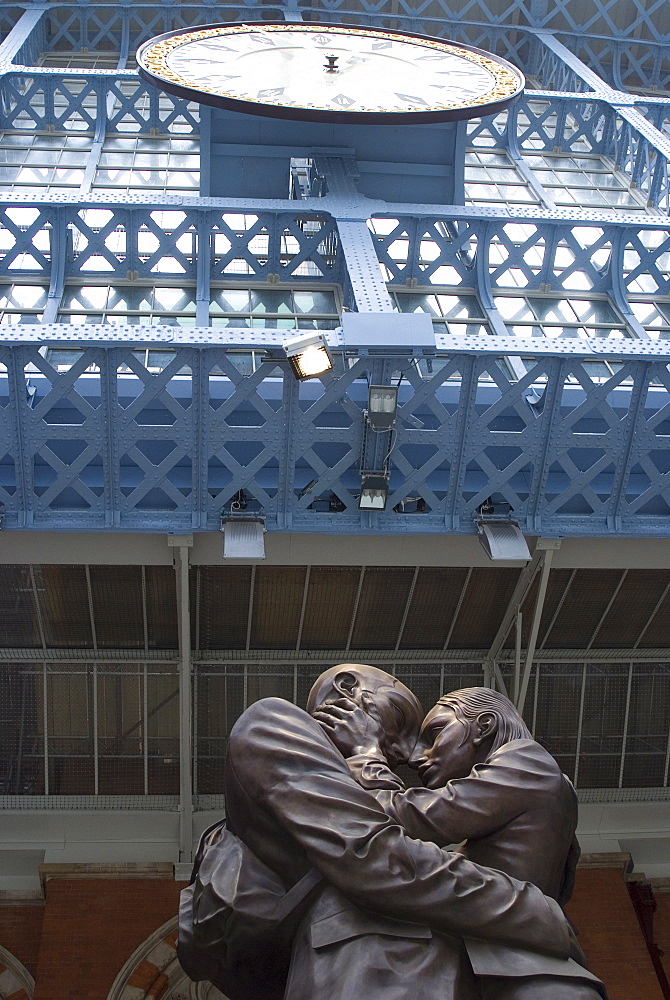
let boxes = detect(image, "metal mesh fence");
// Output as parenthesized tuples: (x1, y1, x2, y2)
(0, 660, 178, 795)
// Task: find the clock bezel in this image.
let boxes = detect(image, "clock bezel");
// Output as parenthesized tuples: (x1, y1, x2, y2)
(136, 21, 525, 125)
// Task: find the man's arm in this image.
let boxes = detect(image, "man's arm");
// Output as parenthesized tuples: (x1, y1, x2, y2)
(227, 699, 572, 960)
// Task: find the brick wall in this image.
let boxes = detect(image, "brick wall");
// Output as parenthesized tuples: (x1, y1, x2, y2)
(32, 878, 181, 1000)
(0, 903, 43, 979)
(648, 888, 670, 990)
(566, 866, 665, 1000)
(0, 862, 666, 1000)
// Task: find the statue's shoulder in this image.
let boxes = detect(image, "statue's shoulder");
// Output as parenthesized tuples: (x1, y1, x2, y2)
(227, 698, 340, 788)
(494, 739, 563, 781)
(231, 697, 308, 737)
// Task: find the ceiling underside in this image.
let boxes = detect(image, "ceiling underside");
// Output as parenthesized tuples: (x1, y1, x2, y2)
(1, 561, 670, 798)
(1, 561, 670, 653)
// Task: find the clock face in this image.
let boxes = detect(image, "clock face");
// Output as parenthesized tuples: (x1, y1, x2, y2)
(137, 23, 524, 124)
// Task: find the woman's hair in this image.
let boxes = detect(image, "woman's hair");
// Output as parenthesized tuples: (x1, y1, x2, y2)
(437, 687, 532, 753)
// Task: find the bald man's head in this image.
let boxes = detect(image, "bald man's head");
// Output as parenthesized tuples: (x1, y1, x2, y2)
(307, 663, 423, 767)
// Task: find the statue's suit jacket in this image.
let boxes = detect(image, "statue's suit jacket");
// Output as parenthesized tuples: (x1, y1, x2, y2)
(224, 699, 574, 1000)
(349, 738, 604, 994)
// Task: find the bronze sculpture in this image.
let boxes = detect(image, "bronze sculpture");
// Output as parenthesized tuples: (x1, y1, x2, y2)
(316, 673, 606, 998)
(180, 663, 605, 1000)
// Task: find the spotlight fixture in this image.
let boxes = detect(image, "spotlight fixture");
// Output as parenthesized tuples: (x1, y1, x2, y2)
(359, 473, 389, 511)
(477, 520, 530, 561)
(283, 331, 333, 381)
(367, 385, 398, 431)
(221, 517, 266, 559)
(475, 500, 530, 562)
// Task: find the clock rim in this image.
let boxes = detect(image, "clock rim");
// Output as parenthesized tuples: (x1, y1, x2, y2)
(136, 20, 525, 125)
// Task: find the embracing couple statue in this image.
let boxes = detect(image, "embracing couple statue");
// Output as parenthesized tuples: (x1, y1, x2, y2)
(179, 663, 607, 1000)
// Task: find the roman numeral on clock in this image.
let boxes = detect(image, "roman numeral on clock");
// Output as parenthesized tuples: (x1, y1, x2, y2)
(331, 94, 355, 108)
(395, 93, 428, 105)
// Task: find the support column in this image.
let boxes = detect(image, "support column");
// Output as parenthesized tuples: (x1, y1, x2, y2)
(516, 539, 560, 715)
(317, 155, 394, 313)
(336, 220, 395, 313)
(484, 548, 544, 687)
(42, 208, 69, 324)
(171, 534, 193, 864)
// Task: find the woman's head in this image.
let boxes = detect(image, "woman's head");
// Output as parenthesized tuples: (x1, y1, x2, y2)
(410, 687, 531, 787)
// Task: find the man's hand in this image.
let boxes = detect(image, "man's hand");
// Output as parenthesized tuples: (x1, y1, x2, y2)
(312, 694, 387, 760)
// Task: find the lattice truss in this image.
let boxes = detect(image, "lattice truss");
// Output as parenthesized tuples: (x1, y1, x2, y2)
(0, 204, 342, 285)
(2, 333, 670, 534)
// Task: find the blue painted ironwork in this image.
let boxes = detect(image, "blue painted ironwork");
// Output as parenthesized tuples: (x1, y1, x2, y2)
(9, 0, 667, 46)
(2, 333, 670, 535)
(0, 3, 670, 538)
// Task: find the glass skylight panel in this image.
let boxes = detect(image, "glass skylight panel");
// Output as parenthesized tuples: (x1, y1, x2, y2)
(465, 150, 540, 206)
(393, 291, 489, 335)
(494, 294, 629, 338)
(38, 52, 122, 69)
(58, 284, 198, 325)
(249, 290, 294, 315)
(629, 300, 670, 337)
(0, 133, 91, 192)
(93, 137, 199, 194)
(521, 152, 652, 213)
(210, 287, 339, 329)
(0, 283, 48, 324)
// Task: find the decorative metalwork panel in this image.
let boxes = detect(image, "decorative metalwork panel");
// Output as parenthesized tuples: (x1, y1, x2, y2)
(373, 215, 620, 293)
(0, 0, 665, 47)
(514, 97, 612, 154)
(1, 338, 670, 535)
(209, 212, 342, 283)
(0, 73, 99, 132)
(0, 72, 199, 135)
(528, 42, 594, 93)
(105, 79, 199, 135)
(0, 205, 344, 286)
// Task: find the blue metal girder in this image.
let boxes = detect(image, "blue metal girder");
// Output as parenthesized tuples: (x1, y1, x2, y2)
(1, 330, 670, 536)
(6, 199, 670, 317)
(5, 198, 670, 312)
(7, 0, 670, 46)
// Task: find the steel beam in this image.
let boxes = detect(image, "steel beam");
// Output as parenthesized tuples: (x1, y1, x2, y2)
(173, 536, 193, 863)
(516, 541, 558, 715)
(335, 220, 394, 313)
(3, 645, 670, 663)
(0, 6, 47, 68)
(484, 548, 543, 674)
(16, 323, 670, 357)
(3, 342, 670, 534)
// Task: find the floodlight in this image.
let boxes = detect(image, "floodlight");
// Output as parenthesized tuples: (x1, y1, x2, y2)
(221, 517, 266, 559)
(283, 332, 333, 381)
(359, 474, 389, 511)
(367, 385, 398, 430)
(477, 520, 530, 562)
